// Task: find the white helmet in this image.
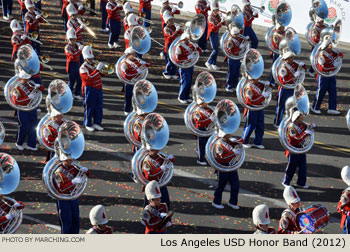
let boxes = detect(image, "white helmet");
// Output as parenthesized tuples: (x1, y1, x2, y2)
(230, 26, 240, 36)
(291, 110, 302, 123)
(127, 13, 139, 26)
(283, 186, 300, 205)
(82, 45, 94, 59)
(282, 50, 295, 60)
(163, 10, 174, 23)
(67, 3, 78, 16)
(25, 0, 35, 9)
(211, 0, 219, 10)
(10, 19, 22, 33)
(66, 28, 77, 40)
(123, 2, 134, 15)
(89, 205, 109, 226)
(50, 107, 63, 118)
(18, 70, 31, 79)
(160, 0, 169, 4)
(341, 166, 350, 186)
(252, 204, 270, 226)
(145, 181, 161, 200)
(124, 47, 136, 55)
(321, 35, 333, 50)
(242, 0, 251, 6)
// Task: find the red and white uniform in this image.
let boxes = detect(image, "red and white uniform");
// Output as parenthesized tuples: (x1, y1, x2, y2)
(254, 227, 277, 234)
(67, 18, 84, 42)
(142, 153, 175, 181)
(175, 40, 202, 63)
(53, 163, 80, 194)
(80, 62, 103, 95)
(160, 5, 180, 28)
(132, 117, 144, 143)
(243, 4, 258, 28)
(106, 1, 123, 23)
(337, 188, 350, 229)
(163, 24, 182, 53)
(317, 49, 343, 73)
(142, 203, 168, 234)
(62, 1, 85, 18)
(244, 81, 268, 106)
(86, 226, 113, 234)
(12, 81, 36, 106)
(214, 138, 239, 165)
(120, 57, 150, 81)
(11, 32, 31, 61)
(139, 0, 152, 12)
(0, 199, 24, 231)
(272, 29, 285, 52)
(124, 27, 132, 48)
(193, 106, 214, 129)
(227, 35, 246, 56)
(64, 43, 83, 72)
(287, 122, 311, 148)
(278, 208, 301, 234)
(42, 120, 63, 147)
(195, 0, 210, 18)
(311, 23, 327, 44)
(24, 11, 44, 33)
(207, 13, 224, 40)
(278, 61, 305, 85)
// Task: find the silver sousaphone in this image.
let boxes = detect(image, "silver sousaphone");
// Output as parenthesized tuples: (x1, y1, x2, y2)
(184, 71, 216, 137)
(46, 80, 73, 114)
(129, 25, 151, 55)
(237, 49, 271, 110)
(115, 55, 149, 85)
(346, 109, 350, 131)
(278, 84, 315, 154)
(124, 80, 158, 148)
(0, 121, 5, 146)
(205, 99, 245, 172)
(0, 153, 23, 234)
(15, 44, 40, 76)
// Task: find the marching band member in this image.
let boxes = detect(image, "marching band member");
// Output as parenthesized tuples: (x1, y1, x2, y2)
(212, 133, 240, 210)
(268, 22, 285, 85)
(274, 50, 306, 127)
(282, 110, 316, 188)
(139, 0, 152, 28)
(337, 166, 350, 234)
(66, 3, 85, 43)
(278, 186, 302, 234)
(175, 30, 202, 104)
(123, 13, 139, 49)
(242, 0, 258, 49)
(106, 0, 123, 48)
(142, 181, 170, 234)
(10, 19, 31, 61)
(205, 0, 225, 71)
(142, 148, 175, 208)
(79, 45, 105, 132)
(311, 35, 343, 115)
(43, 108, 64, 161)
(123, 1, 136, 31)
(86, 205, 113, 234)
(160, 0, 180, 30)
(242, 77, 271, 149)
(162, 11, 182, 80)
(120, 47, 150, 115)
(195, 0, 210, 52)
(252, 204, 276, 234)
(101, 0, 108, 32)
(0, 195, 24, 231)
(53, 153, 90, 234)
(24, 0, 45, 55)
(225, 26, 248, 92)
(1, 0, 12, 20)
(194, 102, 214, 166)
(62, 0, 85, 32)
(65, 28, 83, 100)
(18, 0, 27, 29)
(13, 69, 44, 151)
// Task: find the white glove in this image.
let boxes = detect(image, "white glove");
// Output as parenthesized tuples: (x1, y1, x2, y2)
(175, 24, 180, 31)
(21, 34, 27, 40)
(14, 202, 22, 208)
(79, 24, 85, 29)
(171, 7, 177, 13)
(96, 62, 104, 71)
(234, 149, 241, 155)
(253, 10, 258, 16)
(262, 90, 270, 98)
(35, 15, 41, 20)
(160, 213, 167, 218)
(160, 164, 167, 171)
(28, 93, 35, 99)
(72, 177, 83, 185)
(311, 123, 316, 129)
(333, 61, 340, 67)
(187, 54, 194, 60)
(78, 43, 84, 50)
(294, 71, 300, 78)
(137, 68, 143, 74)
(168, 154, 174, 160)
(305, 129, 312, 135)
(299, 62, 305, 67)
(80, 167, 88, 173)
(209, 115, 215, 122)
(245, 36, 250, 40)
(6, 213, 16, 220)
(78, 5, 84, 11)
(35, 83, 41, 88)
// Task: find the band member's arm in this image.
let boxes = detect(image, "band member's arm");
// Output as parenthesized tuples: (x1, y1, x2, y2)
(142, 209, 163, 232)
(43, 127, 57, 145)
(245, 86, 265, 105)
(337, 192, 350, 216)
(142, 160, 163, 181)
(13, 87, 32, 106)
(288, 125, 310, 144)
(278, 216, 297, 234)
(193, 111, 213, 128)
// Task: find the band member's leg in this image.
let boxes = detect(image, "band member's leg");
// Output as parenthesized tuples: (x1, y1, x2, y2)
(22, 9, 28, 30)
(2, 0, 8, 17)
(253, 110, 264, 146)
(114, 21, 121, 44)
(198, 22, 208, 51)
(16, 111, 30, 146)
(208, 32, 219, 66)
(71, 199, 80, 234)
(68, 62, 78, 95)
(268, 53, 279, 85)
(178, 67, 194, 101)
(124, 84, 134, 113)
(63, 10, 68, 32)
(83, 87, 95, 127)
(142, 8, 151, 28)
(296, 153, 307, 187)
(197, 134, 209, 163)
(344, 216, 350, 234)
(274, 88, 294, 126)
(228, 171, 239, 206)
(242, 110, 257, 144)
(160, 186, 170, 210)
(8, 0, 13, 16)
(282, 153, 298, 186)
(75, 65, 82, 97)
(213, 171, 229, 205)
(93, 89, 103, 126)
(312, 75, 328, 110)
(27, 110, 38, 148)
(56, 200, 73, 234)
(101, 1, 107, 30)
(244, 27, 258, 49)
(327, 76, 337, 111)
(108, 19, 115, 45)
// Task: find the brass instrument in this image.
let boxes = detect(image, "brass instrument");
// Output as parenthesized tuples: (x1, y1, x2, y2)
(169, 1, 183, 9)
(77, 17, 96, 38)
(27, 31, 43, 45)
(34, 10, 52, 25)
(95, 61, 114, 75)
(40, 55, 53, 70)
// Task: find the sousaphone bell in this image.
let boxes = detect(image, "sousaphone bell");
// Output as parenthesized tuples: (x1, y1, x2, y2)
(0, 121, 5, 146)
(129, 25, 151, 55)
(47, 79, 73, 114)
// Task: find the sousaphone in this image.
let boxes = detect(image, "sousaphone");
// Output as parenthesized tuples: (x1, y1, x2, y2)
(129, 25, 151, 55)
(47, 80, 73, 114)
(0, 121, 5, 146)
(115, 55, 149, 85)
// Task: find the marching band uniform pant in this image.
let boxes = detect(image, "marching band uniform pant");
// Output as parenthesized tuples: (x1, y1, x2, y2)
(1, 0, 12, 17)
(197, 128, 209, 162)
(226, 59, 241, 90)
(62, 10, 68, 32)
(343, 216, 350, 234)
(282, 153, 307, 186)
(28, 29, 40, 55)
(124, 83, 133, 113)
(68, 62, 82, 96)
(83, 86, 103, 127)
(101, 1, 107, 30)
(56, 199, 80, 234)
(141, 8, 151, 28)
(198, 21, 208, 51)
(178, 66, 194, 101)
(22, 9, 27, 31)
(244, 26, 258, 49)
(208, 32, 219, 66)
(164, 48, 177, 76)
(274, 87, 294, 126)
(108, 20, 121, 45)
(242, 110, 264, 145)
(144, 186, 170, 209)
(30, 76, 42, 85)
(16, 110, 37, 148)
(268, 53, 279, 85)
(213, 170, 240, 206)
(312, 75, 337, 111)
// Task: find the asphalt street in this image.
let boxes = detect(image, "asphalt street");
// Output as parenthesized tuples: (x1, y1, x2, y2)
(0, 1, 349, 234)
